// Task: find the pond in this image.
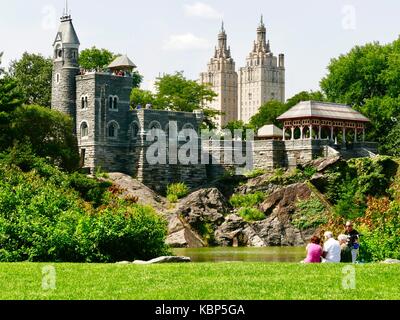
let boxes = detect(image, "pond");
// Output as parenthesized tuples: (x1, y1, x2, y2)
(173, 247, 306, 263)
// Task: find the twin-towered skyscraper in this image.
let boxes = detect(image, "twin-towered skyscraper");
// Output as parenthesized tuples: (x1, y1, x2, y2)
(200, 17, 286, 128)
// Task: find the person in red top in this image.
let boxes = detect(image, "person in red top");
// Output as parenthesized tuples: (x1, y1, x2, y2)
(302, 236, 323, 263)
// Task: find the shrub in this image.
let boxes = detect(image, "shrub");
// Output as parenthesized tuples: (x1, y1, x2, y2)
(0, 156, 170, 262)
(292, 197, 328, 230)
(167, 194, 179, 204)
(167, 183, 190, 199)
(237, 207, 265, 222)
(245, 168, 266, 179)
(230, 192, 265, 208)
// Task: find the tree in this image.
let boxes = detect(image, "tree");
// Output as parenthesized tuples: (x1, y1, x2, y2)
(320, 38, 400, 153)
(79, 47, 115, 71)
(11, 105, 80, 172)
(223, 120, 254, 140)
(249, 100, 288, 130)
(0, 52, 4, 75)
(286, 90, 326, 108)
(130, 88, 156, 108)
(131, 71, 144, 89)
(384, 121, 400, 157)
(131, 72, 218, 127)
(80, 47, 143, 88)
(8, 53, 52, 107)
(0, 75, 22, 149)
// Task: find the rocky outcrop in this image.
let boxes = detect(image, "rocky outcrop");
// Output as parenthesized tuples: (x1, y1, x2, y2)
(174, 188, 230, 232)
(214, 183, 318, 247)
(107, 173, 166, 211)
(300, 156, 342, 173)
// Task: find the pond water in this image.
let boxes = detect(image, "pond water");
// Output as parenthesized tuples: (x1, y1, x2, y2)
(173, 247, 306, 263)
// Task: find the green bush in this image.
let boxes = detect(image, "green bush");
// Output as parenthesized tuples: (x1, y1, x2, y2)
(292, 197, 328, 230)
(245, 168, 266, 179)
(167, 194, 179, 203)
(167, 183, 190, 199)
(230, 192, 265, 208)
(0, 154, 170, 262)
(237, 207, 265, 222)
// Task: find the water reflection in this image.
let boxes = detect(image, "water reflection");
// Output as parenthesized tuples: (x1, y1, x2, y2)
(173, 247, 306, 263)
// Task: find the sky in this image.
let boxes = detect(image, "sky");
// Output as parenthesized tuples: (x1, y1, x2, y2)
(1, 0, 400, 99)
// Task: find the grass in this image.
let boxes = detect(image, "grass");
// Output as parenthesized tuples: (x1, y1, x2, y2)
(0, 263, 399, 300)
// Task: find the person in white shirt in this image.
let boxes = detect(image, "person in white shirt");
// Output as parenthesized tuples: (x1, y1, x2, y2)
(322, 231, 341, 263)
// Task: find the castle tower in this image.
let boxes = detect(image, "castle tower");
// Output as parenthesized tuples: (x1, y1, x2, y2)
(51, 4, 80, 129)
(238, 16, 285, 123)
(200, 22, 238, 129)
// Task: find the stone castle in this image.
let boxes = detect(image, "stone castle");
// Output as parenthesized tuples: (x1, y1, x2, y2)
(200, 17, 285, 128)
(51, 10, 378, 192)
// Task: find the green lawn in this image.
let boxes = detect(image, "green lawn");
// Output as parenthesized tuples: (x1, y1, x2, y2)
(0, 262, 399, 300)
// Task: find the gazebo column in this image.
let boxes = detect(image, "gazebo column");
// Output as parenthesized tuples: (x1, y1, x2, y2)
(354, 128, 358, 143)
(291, 127, 295, 141)
(331, 126, 334, 141)
(283, 127, 286, 141)
(309, 125, 313, 140)
(300, 126, 304, 140)
(363, 126, 366, 142)
(342, 127, 346, 143)
(318, 125, 322, 140)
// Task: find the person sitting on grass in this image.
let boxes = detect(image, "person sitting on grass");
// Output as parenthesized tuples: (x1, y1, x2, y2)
(338, 234, 352, 263)
(322, 231, 341, 263)
(302, 236, 323, 263)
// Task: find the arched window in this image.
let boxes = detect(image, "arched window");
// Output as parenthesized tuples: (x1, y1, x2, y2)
(107, 121, 119, 139)
(80, 122, 89, 138)
(130, 122, 140, 139)
(81, 97, 85, 109)
(149, 121, 161, 131)
(108, 96, 119, 111)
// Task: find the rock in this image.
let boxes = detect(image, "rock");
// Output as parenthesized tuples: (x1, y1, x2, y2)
(381, 259, 400, 264)
(310, 173, 328, 191)
(166, 228, 204, 248)
(132, 256, 191, 265)
(214, 214, 248, 246)
(300, 156, 342, 173)
(255, 183, 317, 246)
(106, 173, 166, 211)
(235, 172, 279, 195)
(116, 261, 131, 265)
(175, 188, 230, 231)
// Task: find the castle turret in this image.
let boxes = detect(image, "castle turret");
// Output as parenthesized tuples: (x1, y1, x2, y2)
(51, 4, 80, 129)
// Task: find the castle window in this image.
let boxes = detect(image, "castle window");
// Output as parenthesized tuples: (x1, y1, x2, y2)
(130, 122, 140, 139)
(81, 97, 85, 109)
(85, 97, 88, 109)
(56, 74, 60, 84)
(109, 96, 119, 111)
(148, 121, 161, 131)
(80, 122, 89, 138)
(107, 121, 119, 139)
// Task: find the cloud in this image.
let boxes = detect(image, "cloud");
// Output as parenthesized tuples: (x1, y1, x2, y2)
(184, 2, 223, 20)
(163, 33, 211, 51)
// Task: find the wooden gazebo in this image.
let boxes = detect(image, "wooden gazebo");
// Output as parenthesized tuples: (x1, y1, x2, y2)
(277, 101, 371, 143)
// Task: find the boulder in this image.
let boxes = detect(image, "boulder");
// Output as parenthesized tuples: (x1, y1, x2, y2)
(235, 172, 279, 195)
(106, 173, 166, 211)
(255, 183, 317, 246)
(132, 256, 191, 265)
(300, 156, 342, 173)
(166, 228, 204, 248)
(175, 188, 230, 231)
(381, 259, 400, 264)
(214, 214, 248, 246)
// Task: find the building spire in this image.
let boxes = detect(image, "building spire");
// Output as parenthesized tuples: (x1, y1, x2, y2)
(221, 21, 225, 33)
(61, 0, 71, 21)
